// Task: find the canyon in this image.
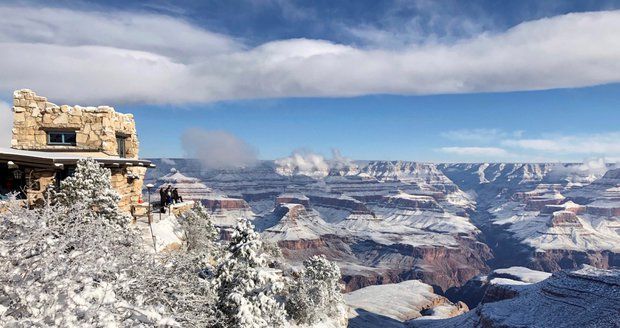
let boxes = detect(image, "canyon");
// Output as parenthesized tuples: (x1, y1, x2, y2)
(146, 159, 620, 297)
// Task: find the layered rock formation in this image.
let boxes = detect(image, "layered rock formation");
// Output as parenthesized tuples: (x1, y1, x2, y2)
(413, 266, 620, 328)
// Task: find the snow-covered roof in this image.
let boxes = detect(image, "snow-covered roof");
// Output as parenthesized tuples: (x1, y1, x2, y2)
(0, 147, 153, 168)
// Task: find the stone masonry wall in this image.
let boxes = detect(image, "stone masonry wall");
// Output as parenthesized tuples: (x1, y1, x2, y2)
(110, 167, 147, 214)
(12, 89, 139, 158)
(17, 166, 147, 215)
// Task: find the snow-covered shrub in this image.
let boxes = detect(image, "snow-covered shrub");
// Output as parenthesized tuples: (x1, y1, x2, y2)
(0, 199, 175, 326)
(286, 255, 345, 325)
(214, 218, 286, 328)
(123, 249, 218, 326)
(0, 185, 219, 326)
(54, 158, 128, 225)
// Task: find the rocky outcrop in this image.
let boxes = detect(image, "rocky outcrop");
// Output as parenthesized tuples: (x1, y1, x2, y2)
(346, 280, 468, 327)
(277, 238, 327, 252)
(384, 193, 442, 212)
(361, 161, 459, 193)
(260, 203, 333, 246)
(275, 193, 310, 208)
(201, 198, 250, 211)
(586, 200, 620, 216)
(341, 237, 492, 292)
(307, 194, 373, 215)
(412, 266, 620, 328)
(446, 266, 552, 309)
(547, 210, 582, 228)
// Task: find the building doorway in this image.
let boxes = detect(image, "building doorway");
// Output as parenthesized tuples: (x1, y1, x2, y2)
(0, 163, 26, 199)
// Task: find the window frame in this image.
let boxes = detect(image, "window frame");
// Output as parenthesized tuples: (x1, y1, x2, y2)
(116, 135, 127, 158)
(46, 131, 77, 146)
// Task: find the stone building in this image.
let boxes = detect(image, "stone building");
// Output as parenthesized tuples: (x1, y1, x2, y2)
(0, 89, 153, 214)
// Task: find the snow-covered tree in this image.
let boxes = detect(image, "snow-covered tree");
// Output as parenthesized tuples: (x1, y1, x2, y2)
(286, 255, 345, 325)
(214, 218, 286, 328)
(54, 158, 128, 225)
(261, 240, 285, 270)
(179, 202, 218, 253)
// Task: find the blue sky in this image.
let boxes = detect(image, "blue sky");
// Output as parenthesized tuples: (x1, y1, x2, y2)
(1, 0, 620, 163)
(129, 84, 620, 161)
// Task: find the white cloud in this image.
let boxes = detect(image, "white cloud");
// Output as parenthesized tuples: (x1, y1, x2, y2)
(181, 129, 258, 169)
(0, 6, 618, 104)
(343, 0, 490, 48)
(441, 129, 506, 142)
(0, 101, 12, 147)
(275, 150, 330, 177)
(160, 158, 176, 166)
(0, 6, 240, 61)
(274, 149, 356, 177)
(502, 132, 620, 154)
(548, 157, 611, 180)
(330, 149, 355, 170)
(438, 131, 620, 162)
(438, 147, 510, 156)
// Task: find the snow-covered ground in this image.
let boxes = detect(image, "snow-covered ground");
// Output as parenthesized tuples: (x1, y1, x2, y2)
(491, 266, 551, 284)
(135, 212, 184, 252)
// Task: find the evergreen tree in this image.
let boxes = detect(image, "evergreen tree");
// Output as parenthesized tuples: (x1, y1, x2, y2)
(180, 202, 219, 253)
(214, 218, 286, 328)
(55, 158, 127, 225)
(286, 255, 345, 324)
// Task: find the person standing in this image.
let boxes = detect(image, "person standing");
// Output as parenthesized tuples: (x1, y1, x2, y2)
(165, 186, 172, 206)
(159, 187, 166, 207)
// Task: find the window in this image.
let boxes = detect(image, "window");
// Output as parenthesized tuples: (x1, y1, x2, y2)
(47, 131, 76, 145)
(117, 136, 127, 158)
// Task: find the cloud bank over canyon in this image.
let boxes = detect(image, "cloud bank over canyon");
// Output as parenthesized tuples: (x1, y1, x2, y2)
(181, 128, 258, 169)
(0, 5, 619, 104)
